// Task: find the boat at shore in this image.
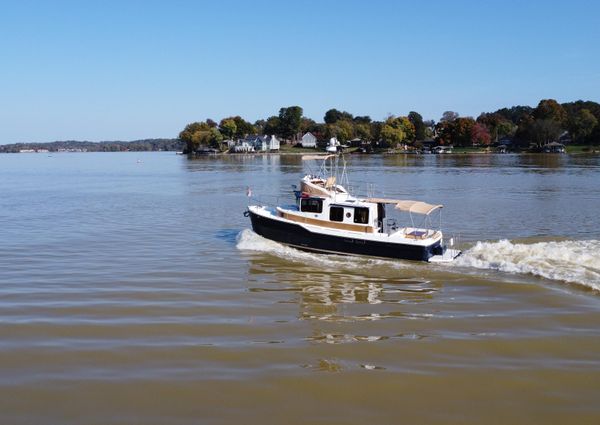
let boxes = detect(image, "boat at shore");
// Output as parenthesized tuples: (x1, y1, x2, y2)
(245, 154, 461, 262)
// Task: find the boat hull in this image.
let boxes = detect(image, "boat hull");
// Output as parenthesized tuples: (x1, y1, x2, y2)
(249, 210, 441, 261)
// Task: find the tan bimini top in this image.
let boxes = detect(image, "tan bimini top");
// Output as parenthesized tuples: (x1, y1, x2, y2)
(394, 200, 443, 215)
(301, 154, 336, 161)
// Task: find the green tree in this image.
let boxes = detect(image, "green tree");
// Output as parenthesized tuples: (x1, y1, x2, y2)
(353, 115, 372, 124)
(530, 119, 562, 147)
(179, 121, 210, 153)
(370, 121, 383, 142)
(355, 123, 372, 141)
(219, 118, 237, 140)
(254, 119, 266, 134)
(440, 111, 459, 122)
(263, 116, 281, 136)
(408, 111, 426, 141)
(568, 109, 597, 143)
(336, 120, 354, 142)
(380, 124, 405, 147)
(324, 122, 352, 142)
(495, 106, 533, 125)
(300, 117, 317, 134)
(380, 116, 414, 147)
(179, 121, 224, 153)
(324, 108, 353, 124)
(232, 116, 256, 138)
(533, 99, 567, 125)
(278, 106, 303, 140)
(436, 117, 475, 146)
(207, 128, 224, 149)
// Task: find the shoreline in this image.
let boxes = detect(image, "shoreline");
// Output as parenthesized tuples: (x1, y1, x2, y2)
(3, 150, 600, 156)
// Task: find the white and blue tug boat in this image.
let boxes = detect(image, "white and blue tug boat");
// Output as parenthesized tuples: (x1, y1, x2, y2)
(246, 154, 461, 263)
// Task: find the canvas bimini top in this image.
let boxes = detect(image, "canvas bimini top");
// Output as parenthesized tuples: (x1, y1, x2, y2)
(394, 200, 443, 215)
(301, 154, 337, 161)
(362, 198, 444, 215)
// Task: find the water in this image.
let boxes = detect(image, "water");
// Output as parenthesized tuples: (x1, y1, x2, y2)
(1, 152, 600, 424)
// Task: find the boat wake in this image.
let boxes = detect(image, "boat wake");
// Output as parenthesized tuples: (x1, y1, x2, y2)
(455, 239, 600, 291)
(236, 229, 407, 270)
(237, 230, 600, 291)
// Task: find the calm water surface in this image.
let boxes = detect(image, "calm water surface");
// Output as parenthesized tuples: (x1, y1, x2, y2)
(1, 152, 600, 424)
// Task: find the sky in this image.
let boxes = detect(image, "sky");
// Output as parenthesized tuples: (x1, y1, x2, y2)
(1, 0, 599, 143)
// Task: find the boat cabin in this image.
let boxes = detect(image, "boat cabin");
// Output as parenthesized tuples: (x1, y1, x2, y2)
(278, 192, 442, 241)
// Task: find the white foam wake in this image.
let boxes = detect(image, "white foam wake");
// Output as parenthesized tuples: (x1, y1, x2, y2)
(236, 229, 407, 270)
(455, 239, 600, 291)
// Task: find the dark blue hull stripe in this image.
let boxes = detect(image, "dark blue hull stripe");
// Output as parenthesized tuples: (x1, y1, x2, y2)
(249, 211, 440, 262)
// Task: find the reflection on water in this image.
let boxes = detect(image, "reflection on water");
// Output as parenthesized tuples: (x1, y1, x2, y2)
(243, 231, 444, 345)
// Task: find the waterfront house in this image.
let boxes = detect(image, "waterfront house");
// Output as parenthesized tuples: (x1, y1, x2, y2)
(301, 132, 317, 148)
(254, 135, 280, 151)
(233, 138, 255, 153)
(240, 135, 280, 152)
(265, 135, 280, 151)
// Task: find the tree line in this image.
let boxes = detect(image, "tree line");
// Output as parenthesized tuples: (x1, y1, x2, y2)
(0, 139, 182, 153)
(179, 99, 600, 153)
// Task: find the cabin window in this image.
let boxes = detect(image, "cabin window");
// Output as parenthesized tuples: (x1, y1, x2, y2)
(329, 206, 344, 222)
(353, 207, 369, 224)
(300, 198, 323, 213)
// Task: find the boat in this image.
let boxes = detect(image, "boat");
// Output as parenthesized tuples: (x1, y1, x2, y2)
(245, 154, 461, 262)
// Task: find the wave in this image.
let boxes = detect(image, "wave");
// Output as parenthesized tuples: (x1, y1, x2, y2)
(237, 229, 600, 291)
(455, 239, 600, 291)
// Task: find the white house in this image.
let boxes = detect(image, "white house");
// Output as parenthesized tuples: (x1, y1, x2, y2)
(266, 135, 280, 151)
(252, 135, 280, 151)
(301, 132, 317, 148)
(233, 139, 255, 152)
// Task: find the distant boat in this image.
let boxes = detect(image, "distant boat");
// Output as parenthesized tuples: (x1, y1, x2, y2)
(433, 146, 453, 154)
(325, 137, 340, 153)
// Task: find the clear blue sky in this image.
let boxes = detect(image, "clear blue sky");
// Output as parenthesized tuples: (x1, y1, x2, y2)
(1, 0, 599, 143)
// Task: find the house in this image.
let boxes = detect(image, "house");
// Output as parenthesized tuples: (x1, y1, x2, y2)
(237, 135, 263, 151)
(233, 138, 255, 153)
(254, 135, 280, 151)
(238, 135, 280, 152)
(301, 132, 317, 148)
(264, 135, 280, 151)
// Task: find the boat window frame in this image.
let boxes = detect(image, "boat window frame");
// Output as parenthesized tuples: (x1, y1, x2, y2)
(353, 207, 370, 224)
(329, 206, 344, 222)
(300, 197, 323, 214)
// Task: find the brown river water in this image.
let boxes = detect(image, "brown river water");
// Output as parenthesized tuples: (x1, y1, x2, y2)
(1, 152, 599, 424)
